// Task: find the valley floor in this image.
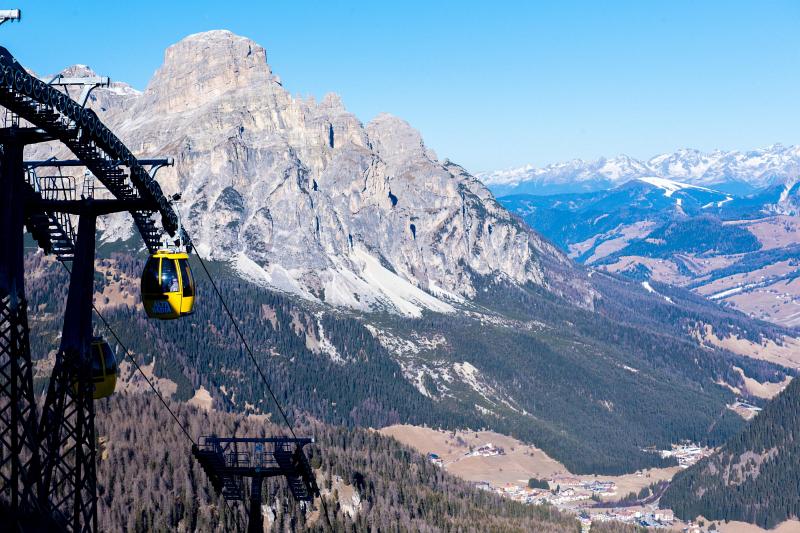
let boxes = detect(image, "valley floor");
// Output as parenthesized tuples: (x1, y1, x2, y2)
(381, 424, 800, 533)
(380, 424, 699, 530)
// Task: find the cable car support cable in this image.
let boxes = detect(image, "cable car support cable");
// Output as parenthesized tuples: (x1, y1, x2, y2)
(190, 253, 333, 531)
(59, 262, 196, 445)
(192, 253, 298, 438)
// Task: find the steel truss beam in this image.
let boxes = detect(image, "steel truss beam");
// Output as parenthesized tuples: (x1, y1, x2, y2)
(192, 436, 319, 532)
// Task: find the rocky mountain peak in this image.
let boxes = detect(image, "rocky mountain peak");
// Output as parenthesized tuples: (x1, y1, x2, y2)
(30, 30, 593, 316)
(58, 63, 98, 78)
(319, 92, 346, 110)
(366, 113, 438, 164)
(142, 30, 274, 115)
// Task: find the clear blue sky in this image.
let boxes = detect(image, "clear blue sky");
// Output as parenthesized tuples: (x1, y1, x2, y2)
(3, 1, 799, 171)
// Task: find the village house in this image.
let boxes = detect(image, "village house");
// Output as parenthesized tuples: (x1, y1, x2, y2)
(654, 509, 674, 522)
(467, 443, 506, 457)
(426, 453, 444, 467)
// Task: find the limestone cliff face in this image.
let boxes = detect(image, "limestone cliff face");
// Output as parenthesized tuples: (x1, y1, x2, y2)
(47, 30, 591, 315)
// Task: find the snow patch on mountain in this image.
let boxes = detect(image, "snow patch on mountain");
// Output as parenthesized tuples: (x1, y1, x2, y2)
(637, 177, 712, 198)
(710, 286, 746, 300)
(232, 253, 319, 302)
(314, 314, 344, 364)
(364, 325, 454, 398)
(641, 281, 674, 304)
(367, 325, 523, 409)
(106, 84, 142, 97)
(349, 247, 455, 317)
(452, 361, 519, 412)
(235, 247, 455, 318)
(779, 181, 795, 204)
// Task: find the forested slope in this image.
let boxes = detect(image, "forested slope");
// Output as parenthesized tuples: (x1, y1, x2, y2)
(660, 378, 800, 528)
(23, 243, 794, 476)
(94, 393, 582, 532)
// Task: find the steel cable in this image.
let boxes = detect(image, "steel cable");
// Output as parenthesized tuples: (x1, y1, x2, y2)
(192, 253, 298, 439)
(60, 262, 245, 530)
(191, 253, 333, 531)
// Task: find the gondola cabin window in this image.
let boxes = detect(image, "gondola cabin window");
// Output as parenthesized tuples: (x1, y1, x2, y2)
(141, 257, 160, 294)
(161, 259, 179, 293)
(178, 258, 194, 297)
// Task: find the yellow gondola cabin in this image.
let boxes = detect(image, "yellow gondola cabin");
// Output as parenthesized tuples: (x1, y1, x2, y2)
(75, 337, 117, 400)
(72, 338, 116, 399)
(141, 250, 195, 319)
(91, 338, 117, 399)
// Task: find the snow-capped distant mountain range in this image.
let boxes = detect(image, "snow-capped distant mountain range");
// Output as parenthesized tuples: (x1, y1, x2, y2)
(479, 145, 800, 196)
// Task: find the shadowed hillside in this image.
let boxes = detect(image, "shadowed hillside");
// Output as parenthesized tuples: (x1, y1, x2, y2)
(661, 378, 800, 528)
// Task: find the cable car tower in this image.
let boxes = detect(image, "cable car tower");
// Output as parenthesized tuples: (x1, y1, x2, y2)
(193, 436, 320, 533)
(0, 25, 320, 532)
(0, 42, 184, 530)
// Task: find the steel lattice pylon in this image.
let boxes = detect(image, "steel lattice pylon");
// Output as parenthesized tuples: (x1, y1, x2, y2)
(0, 294, 41, 517)
(192, 436, 320, 533)
(0, 126, 105, 532)
(0, 134, 43, 525)
(37, 211, 101, 532)
(0, 43, 181, 532)
(37, 343, 99, 532)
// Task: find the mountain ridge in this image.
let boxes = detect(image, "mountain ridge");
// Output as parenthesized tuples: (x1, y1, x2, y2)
(499, 175, 800, 328)
(660, 377, 800, 528)
(480, 145, 800, 196)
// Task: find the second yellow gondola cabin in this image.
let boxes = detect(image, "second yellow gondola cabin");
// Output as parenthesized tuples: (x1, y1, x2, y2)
(72, 338, 117, 399)
(90, 337, 117, 399)
(141, 250, 195, 319)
